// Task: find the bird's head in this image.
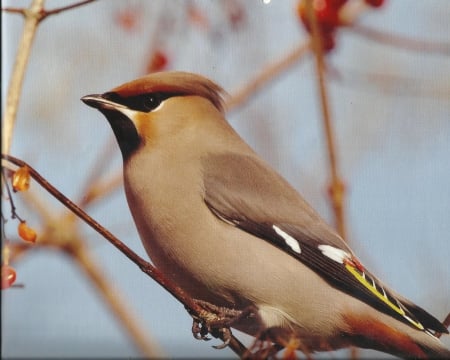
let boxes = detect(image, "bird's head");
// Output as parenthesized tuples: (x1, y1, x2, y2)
(81, 71, 226, 160)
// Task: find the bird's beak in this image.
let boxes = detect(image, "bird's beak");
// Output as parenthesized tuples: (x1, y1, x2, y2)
(81, 94, 106, 109)
(81, 94, 127, 112)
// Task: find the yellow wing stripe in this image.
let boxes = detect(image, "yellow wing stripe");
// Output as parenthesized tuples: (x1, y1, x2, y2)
(344, 263, 424, 331)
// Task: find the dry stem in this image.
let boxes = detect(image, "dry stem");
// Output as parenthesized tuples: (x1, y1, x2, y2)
(350, 24, 450, 56)
(2, 0, 99, 155)
(72, 242, 164, 357)
(2, 0, 45, 155)
(305, 0, 347, 240)
(226, 42, 311, 112)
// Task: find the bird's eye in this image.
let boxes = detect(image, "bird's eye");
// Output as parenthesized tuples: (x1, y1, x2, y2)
(141, 94, 161, 112)
(119, 92, 177, 112)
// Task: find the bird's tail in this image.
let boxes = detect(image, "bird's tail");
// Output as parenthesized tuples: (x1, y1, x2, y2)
(344, 312, 450, 359)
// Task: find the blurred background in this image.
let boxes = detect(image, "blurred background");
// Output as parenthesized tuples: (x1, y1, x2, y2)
(2, 0, 450, 358)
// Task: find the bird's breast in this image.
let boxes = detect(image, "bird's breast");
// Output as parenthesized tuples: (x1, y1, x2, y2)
(123, 149, 239, 304)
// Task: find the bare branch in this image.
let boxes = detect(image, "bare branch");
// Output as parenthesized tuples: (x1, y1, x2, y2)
(72, 243, 165, 357)
(2, 0, 45, 155)
(329, 65, 450, 99)
(77, 136, 121, 208)
(21, 189, 54, 224)
(1, 155, 189, 305)
(2, 7, 26, 16)
(224, 0, 376, 114)
(1, 154, 247, 357)
(80, 171, 122, 208)
(226, 42, 311, 112)
(350, 24, 450, 56)
(305, 0, 347, 240)
(42, 0, 98, 19)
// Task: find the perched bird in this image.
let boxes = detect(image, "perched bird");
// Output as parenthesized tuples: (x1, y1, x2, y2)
(82, 71, 449, 359)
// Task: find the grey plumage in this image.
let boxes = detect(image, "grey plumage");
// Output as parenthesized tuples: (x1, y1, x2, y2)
(82, 71, 450, 359)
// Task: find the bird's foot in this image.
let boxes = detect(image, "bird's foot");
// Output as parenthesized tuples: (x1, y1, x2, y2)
(242, 328, 285, 359)
(188, 299, 256, 349)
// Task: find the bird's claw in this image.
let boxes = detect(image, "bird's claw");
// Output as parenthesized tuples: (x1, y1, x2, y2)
(188, 299, 255, 349)
(192, 317, 211, 341)
(212, 327, 232, 349)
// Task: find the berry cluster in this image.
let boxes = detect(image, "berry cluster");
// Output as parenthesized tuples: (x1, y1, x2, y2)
(297, 0, 385, 52)
(2, 166, 38, 290)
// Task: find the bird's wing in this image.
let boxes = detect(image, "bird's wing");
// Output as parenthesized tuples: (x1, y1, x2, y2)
(201, 152, 447, 335)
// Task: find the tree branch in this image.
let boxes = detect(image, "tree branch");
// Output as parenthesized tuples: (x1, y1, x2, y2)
(41, 0, 98, 20)
(350, 23, 450, 56)
(1, 153, 248, 358)
(2, 0, 45, 155)
(226, 41, 311, 112)
(305, 0, 347, 240)
(72, 242, 165, 357)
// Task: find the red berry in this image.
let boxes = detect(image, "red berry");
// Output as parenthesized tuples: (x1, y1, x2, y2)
(365, 0, 385, 7)
(1, 265, 17, 289)
(328, 0, 348, 10)
(297, 0, 345, 34)
(146, 50, 169, 74)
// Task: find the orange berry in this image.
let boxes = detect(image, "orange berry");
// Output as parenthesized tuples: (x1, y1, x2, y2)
(18, 221, 37, 243)
(12, 166, 31, 192)
(1, 265, 17, 289)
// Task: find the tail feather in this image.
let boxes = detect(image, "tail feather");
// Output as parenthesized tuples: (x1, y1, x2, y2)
(345, 313, 450, 359)
(398, 296, 449, 335)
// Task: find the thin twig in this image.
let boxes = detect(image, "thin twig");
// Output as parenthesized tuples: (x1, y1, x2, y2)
(80, 171, 122, 208)
(306, 2, 354, 358)
(7, 241, 33, 264)
(72, 243, 165, 358)
(42, 0, 97, 19)
(2, 7, 26, 15)
(350, 23, 450, 56)
(1, 155, 195, 311)
(1, 154, 247, 358)
(225, 0, 371, 114)
(77, 136, 120, 208)
(329, 65, 450, 99)
(5, 213, 162, 358)
(1, 169, 22, 222)
(2, 0, 98, 18)
(2, 0, 98, 156)
(226, 42, 311, 112)
(21, 189, 54, 224)
(305, 0, 347, 240)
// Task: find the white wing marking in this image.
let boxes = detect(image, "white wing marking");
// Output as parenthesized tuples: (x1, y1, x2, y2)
(273, 225, 301, 254)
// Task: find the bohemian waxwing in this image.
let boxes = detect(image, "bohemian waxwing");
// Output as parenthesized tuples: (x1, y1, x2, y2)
(82, 71, 450, 359)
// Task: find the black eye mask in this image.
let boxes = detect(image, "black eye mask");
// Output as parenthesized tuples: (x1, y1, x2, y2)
(102, 92, 181, 113)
